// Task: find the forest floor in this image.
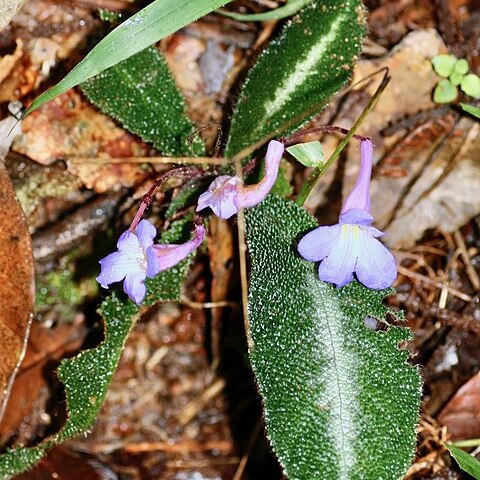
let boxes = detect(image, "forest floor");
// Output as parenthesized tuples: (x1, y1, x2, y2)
(1, 0, 480, 479)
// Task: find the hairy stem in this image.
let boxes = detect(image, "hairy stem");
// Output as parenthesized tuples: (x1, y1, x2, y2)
(296, 70, 390, 206)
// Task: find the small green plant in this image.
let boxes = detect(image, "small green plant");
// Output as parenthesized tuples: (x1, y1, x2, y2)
(432, 54, 480, 103)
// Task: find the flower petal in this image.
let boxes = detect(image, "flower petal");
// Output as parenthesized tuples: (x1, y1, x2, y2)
(117, 230, 140, 251)
(318, 225, 358, 287)
(355, 231, 397, 289)
(136, 219, 157, 250)
(238, 140, 284, 209)
(196, 176, 240, 219)
(146, 224, 206, 277)
(123, 271, 147, 304)
(96, 251, 141, 288)
(297, 224, 341, 262)
(341, 139, 373, 215)
(339, 208, 373, 226)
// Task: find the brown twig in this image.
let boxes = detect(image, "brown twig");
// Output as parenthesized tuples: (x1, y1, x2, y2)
(180, 296, 236, 309)
(453, 230, 480, 291)
(235, 154, 253, 351)
(283, 125, 371, 146)
(69, 156, 226, 165)
(178, 378, 226, 426)
(232, 417, 263, 480)
(397, 265, 472, 302)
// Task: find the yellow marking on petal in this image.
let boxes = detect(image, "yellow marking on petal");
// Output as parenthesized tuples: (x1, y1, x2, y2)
(341, 224, 362, 241)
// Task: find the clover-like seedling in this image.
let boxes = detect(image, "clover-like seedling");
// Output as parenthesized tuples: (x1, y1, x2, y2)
(432, 54, 457, 78)
(461, 73, 480, 98)
(432, 54, 480, 103)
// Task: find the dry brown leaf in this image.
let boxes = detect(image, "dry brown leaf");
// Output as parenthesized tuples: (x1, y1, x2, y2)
(13, 90, 149, 166)
(0, 320, 86, 446)
(0, 116, 34, 419)
(14, 445, 115, 480)
(438, 372, 480, 441)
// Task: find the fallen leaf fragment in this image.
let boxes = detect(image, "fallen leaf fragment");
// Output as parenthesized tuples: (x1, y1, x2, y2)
(438, 372, 480, 441)
(0, 116, 35, 418)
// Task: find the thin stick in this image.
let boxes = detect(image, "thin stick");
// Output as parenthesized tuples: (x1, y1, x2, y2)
(296, 69, 391, 206)
(69, 156, 227, 165)
(180, 296, 236, 309)
(188, 122, 223, 158)
(232, 417, 263, 480)
(284, 125, 371, 146)
(453, 230, 480, 291)
(397, 265, 472, 302)
(451, 438, 480, 448)
(89, 439, 234, 454)
(235, 155, 253, 351)
(178, 378, 226, 426)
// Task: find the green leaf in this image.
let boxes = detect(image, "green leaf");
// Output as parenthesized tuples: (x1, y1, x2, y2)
(225, 0, 366, 157)
(23, 0, 232, 116)
(460, 103, 480, 119)
(454, 58, 469, 75)
(432, 54, 457, 78)
(461, 73, 480, 98)
(165, 178, 209, 218)
(286, 140, 325, 167)
(81, 47, 203, 156)
(0, 223, 193, 477)
(221, 0, 312, 21)
(449, 71, 464, 87)
(245, 195, 421, 480)
(446, 444, 480, 479)
(433, 79, 458, 103)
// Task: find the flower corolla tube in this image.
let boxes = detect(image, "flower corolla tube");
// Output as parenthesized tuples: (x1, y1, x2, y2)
(96, 220, 205, 304)
(297, 139, 397, 290)
(196, 140, 284, 219)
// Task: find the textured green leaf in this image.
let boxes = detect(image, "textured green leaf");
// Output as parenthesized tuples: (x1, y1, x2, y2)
(225, 0, 366, 157)
(165, 178, 209, 218)
(24, 0, 231, 116)
(461, 103, 480, 119)
(461, 73, 480, 98)
(81, 47, 203, 156)
(0, 223, 193, 477)
(286, 140, 325, 167)
(446, 444, 480, 479)
(433, 79, 458, 103)
(432, 54, 457, 78)
(245, 195, 421, 480)
(221, 0, 312, 21)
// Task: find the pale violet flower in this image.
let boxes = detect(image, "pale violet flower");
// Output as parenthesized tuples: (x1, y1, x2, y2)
(297, 139, 397, 289)
(196, 140, 284, 219)
(97, 220, 205, 304)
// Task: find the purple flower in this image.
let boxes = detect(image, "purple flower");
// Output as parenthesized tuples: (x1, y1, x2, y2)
(97, 220, 205, 304)
(297, 139, 397, 290)
(196, 140, 284, 219)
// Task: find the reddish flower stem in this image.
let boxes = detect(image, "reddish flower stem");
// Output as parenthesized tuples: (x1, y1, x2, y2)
(129, 166, 203, 231)
(283, 125, 371, 146)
